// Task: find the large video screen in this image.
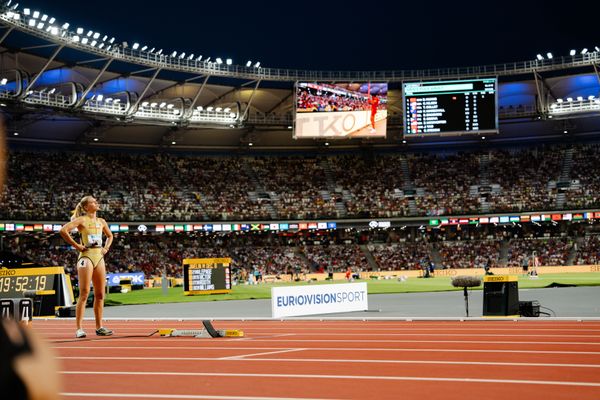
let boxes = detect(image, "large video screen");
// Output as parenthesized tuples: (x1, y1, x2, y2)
(295, 82, 387, 138)
(403, 78, 497, 136)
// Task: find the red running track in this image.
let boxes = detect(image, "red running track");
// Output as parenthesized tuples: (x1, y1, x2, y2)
(33, 320, 600, 400)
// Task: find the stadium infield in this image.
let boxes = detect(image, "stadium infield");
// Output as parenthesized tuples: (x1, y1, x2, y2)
(40, 319, 600, 400)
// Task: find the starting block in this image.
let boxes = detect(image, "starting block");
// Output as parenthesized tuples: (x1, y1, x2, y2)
(159, 320, 244, 338)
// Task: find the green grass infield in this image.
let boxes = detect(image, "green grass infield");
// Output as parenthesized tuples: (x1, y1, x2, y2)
(104, 272, 600, 306)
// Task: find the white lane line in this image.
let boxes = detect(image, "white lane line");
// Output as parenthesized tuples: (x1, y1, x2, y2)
(56, 356, 600, 368)
(61, 392, 334, 400)
(47, 332, 600, 338)
(49, 338, 600, 345)
(36, 326, 600, 332)
(51, 345, 600, 355)
(219, 348, 307, 360)
(59, 371, 600, 387)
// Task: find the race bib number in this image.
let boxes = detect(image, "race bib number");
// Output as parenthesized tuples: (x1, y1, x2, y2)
(87, 234, 102, 247)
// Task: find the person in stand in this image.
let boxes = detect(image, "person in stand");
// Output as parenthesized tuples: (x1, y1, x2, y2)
(345, 266, 352, 281)
(59, 195, 114, 338)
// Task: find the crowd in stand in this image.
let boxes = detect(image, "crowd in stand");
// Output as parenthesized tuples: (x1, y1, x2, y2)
(486, 146, 563, 212)
(506, 238, 573, 267)
(438, 240, 500, 269)
(296, 86, 375, 112)
(3, 143, 600, 222)
(575, 235, 600, 265)
(4, 223, 595, 280)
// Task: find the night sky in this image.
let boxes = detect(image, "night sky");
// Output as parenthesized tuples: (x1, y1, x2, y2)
(18, 0, 597, 71)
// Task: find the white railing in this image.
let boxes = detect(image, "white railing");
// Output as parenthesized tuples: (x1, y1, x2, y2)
(2, 6, 600, 82)
(549, 98, 600, 115)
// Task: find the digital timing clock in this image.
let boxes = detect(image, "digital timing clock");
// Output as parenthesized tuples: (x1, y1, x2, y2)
(0, 266, 74, 316)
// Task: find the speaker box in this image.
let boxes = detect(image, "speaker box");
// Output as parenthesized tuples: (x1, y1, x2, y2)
(519, 300, 540, 317)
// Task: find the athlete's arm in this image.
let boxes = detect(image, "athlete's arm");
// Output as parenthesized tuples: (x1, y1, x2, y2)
(59, 217, 86, 252)
(100, 218, 113, 255)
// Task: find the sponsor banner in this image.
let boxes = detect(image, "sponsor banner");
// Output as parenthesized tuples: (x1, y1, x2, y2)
(106, 272, 145, 287)
(271, 282, 368, 318)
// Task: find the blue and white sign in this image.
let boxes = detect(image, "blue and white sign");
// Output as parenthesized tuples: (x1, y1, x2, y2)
(271, 282, 368, 318)
(106, 272, 145, 287)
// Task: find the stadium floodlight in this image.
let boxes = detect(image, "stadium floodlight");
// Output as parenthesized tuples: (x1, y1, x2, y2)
(577, 96, 583, 101)
(12, 13, 20, 20)
(324, 142, 330, 146)
(170, 51, 177, 57)
(567, 97, 573, 102)
(87, 30, 93, 37)
(588, 95, 595, 100)
(49, 17, 55, 24)
(166, 104, 174, 109)
(32, 10, 39, 18)
(109, 37, 115, 43)
(76, 27, 83, 34)
(121, 41, 128, 48)
(216, 58, 223, 64)
(106, 45, 112, 51)
(0, 78, 7, 85)
(206, 106, 214, 111)
(149, 47, 155, 52)
(546, 52, 553, 59)
(81, 37, 88, 44)
(171, 141, 176, 145)
(248, 142, 253, 146)
(132, 42, 140, 50)
(141, 101, 149, 107)
(159, 102, 166, 108)
(48, 88, 56, 94)
(141, 45, 148, 51)
(246, 60, 252, 67)
(90, 40, 97, 46)
(536, 54, 543, 61)
(596, 46, 600, 52)
(196, 106, 203, 111)
(11, 2, 18, 10)
(102, 35, 108, 41)
(50, 27, 58, 35)
(40, 14, 47, 21)
(226, 58, 232, 65)
(569, 49, 576, 56)
(96, 94, 103, 101)
(36, 22, 44, 29)
(106, 97, 113, 103)
(150, 102, 158, 107)
(196, 55, 202, 61)
(563, 130, 568, 134)
(93, 32, 100, 39)
(224, 107, 231, 113)
(188, 54, 194, 60)
(581, 48, 588, 54)
(28, 18, 35, 27)
(215, 107, 222, 112)
(205, 57, 211, 63)
(114, 99, 120, 103)
(62, 22, 69, 29)
(156, 49, 163, 55)
(93, 137, 99, 142)
(98, 43, 104, 49)
(179, 52, 186, 59)
(72, 35, 80, 42)
(230, 112, 236, 118)
(254, 61, 260, 68)
(557, 98, 563, 103)
(23, 8, 29, 15)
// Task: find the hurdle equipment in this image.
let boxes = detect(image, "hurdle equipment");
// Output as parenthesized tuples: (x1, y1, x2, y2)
(158, 320, 244, 338)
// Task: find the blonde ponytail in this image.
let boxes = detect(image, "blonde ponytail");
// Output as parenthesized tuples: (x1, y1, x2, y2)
(71, 195, 94, 220)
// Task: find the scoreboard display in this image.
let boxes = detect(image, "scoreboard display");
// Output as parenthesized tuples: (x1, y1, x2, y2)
(183, 258, 232, 295)
(403, 78, 498, 136)
(0, 266, 75, 316)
